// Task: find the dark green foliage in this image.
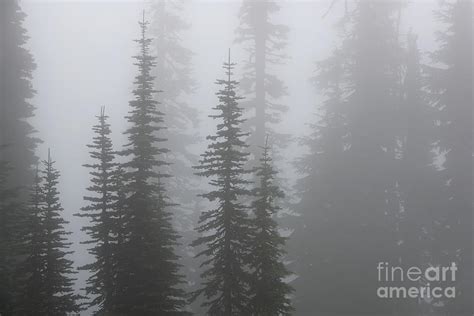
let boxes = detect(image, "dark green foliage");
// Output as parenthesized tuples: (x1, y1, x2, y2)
(235, 0, 289, 156)
(249, 139, 293, 316)
(192, 54, 252, 316)
(116, 14, 189, 315)
(428, 1, 473, 313)
(75, 108, 120, 313)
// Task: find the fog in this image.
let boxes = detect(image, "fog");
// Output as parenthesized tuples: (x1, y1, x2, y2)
(1, 0, 472, 315)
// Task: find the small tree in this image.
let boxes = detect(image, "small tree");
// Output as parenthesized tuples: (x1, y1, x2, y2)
(249, 138, 293, 316)
(192, 52, 252, 315)
(16, 166, 46, 314)
(76, 107, 119, 313)
(41, 150, 80, 315)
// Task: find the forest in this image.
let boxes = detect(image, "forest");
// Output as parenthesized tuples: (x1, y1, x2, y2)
(0, 0, 472, 315)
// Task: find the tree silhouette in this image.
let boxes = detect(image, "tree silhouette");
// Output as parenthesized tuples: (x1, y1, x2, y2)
(116, 13, 189, 314)
(192, 52, 252, 315)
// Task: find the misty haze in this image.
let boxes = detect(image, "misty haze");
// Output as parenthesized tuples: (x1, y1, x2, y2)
(0, 0, 472, 315)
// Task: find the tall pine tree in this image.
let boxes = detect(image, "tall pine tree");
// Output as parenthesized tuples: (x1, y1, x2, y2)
(291, 1, 406, 314)
(149, 0, 201, 299)
(0, 0, 39, 188)
(192, 52, 252, 315)
(235, 0, 289, 159)
(76, 107, 120, 313)
(0, 0, 39, 311)
(116, 13, 188, 314)
(249, 137, 293, 316)
(428, 0, 473, 313)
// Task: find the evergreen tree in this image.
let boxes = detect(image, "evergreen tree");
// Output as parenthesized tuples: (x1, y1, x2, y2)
(192, 52, 252, 316)
(150, 0, 198, 180)
(149, 0, 201, 299)
(249, 138, 293, 316)
(116, 13, 188, 314)
(235, 0, 289, 158)
(428, 1, 473, 313)
(291, 1, 406, 314)
(0, 0, 39, 311)
(0, 158, 22, 314)
(40, 150, 80, 315)
(16, 166, 46, 315)
(0, 0, 39, 188)
(75, 107, 119, 313)
(290, 46, 348, 315)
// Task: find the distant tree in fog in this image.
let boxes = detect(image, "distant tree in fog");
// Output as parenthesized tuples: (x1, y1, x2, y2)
(427, 0, 473, 313)
(0, 0, 39, 311)
(235, 0, 289, 160)
(0, 0, 39, 188)
(0, 157, 23, 314)
(291, 1, 408, 314)
(149, 0, 201, 302)
(115, 14, 189, 315)
(248, 138, 293, 316)
(392, 31, 440, 315)
(75, 108, 120, 313)
(192, 54, 252, 315)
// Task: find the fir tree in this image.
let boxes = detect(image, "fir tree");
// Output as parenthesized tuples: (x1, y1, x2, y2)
(291, 1, 406, 314)
(249, 138, 293, 316)
(0, 158, 22, 314)
(235, 0, 289, 158)
(40, 150, 80, 315)
(75, 107, 119, 313)
(149, 0, 201, 301)
(290, 46, 348, 315)
(16, 166, 46, 315)
(428, 0, 473, 313)
(192, 52, 252, 316)
(0, 0, 39, 188)
(0, 0, 39, 310)
(116, 13, 188, 315)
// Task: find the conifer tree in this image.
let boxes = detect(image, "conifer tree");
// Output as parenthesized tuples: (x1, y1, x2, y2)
(0, 0, 39, 310)
(249, 138, 293, 316)
(291, 1, 406, 314)
(428, 0, 473, 313)
(40, 151, 80, 315)
(149, 0, 201, 298)
(76, 107, 119, 313)
(116, 13, 188, 314)
(192, 52, 252, 316)
(0, 158, 22, 314)
(235, 0, 289, 158)
(150, 0, 197, 178)
(0, 0, 39, 188)
(16, 166, 46, 315)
